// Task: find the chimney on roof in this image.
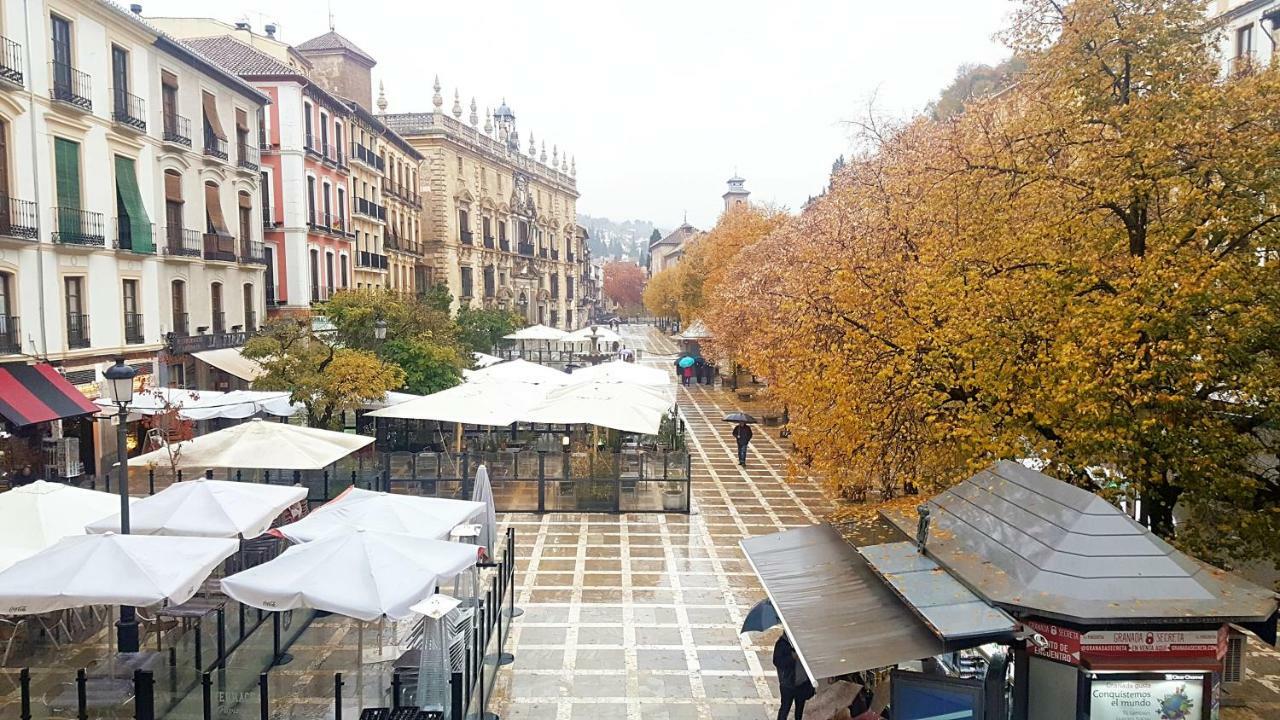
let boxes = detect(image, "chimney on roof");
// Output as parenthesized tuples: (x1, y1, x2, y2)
(234, 22, 251, 31)
(265, 23, 277, 38)
(129, 3, 142, 13)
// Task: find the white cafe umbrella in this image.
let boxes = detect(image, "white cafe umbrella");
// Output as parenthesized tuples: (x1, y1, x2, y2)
(85, 480, 307, 539)
(0, 480, 132, 572)
(568, 360, 670, 387)
(502, 324, 568, 342)
(274, 487, 485, 544)
(0, 533, 238, 614)
(471, 466, 498, 555)
(465, 359, 570, 386)
(366, 381, 545, 427)
(565, 326, 623, 345)
(522, 381, 673, 435)
(128, 418, 373, 471)
(221, 529, 479, 621)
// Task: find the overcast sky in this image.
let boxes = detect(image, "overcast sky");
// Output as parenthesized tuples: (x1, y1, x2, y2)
(147, 0, 1013, 230)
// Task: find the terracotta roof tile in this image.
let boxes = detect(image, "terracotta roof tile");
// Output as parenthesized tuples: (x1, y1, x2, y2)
(295, 31, 375, 65)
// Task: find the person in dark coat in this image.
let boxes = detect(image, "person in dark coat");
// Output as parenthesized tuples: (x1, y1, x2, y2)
(774, 634, 815, 720)
(10, 464, 36, 487)
(693, 356, 707, 384)
(732, 422, 753, 466)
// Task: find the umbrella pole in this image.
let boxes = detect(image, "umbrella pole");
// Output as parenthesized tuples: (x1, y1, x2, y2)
(357, 621, 364, 704)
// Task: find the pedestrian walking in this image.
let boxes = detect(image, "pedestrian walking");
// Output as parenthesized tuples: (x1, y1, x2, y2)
(733, 421, 753, 466)
(682, 365, 693, 386)
(694, 356, 707, 384)
(774, 634, 814, 720)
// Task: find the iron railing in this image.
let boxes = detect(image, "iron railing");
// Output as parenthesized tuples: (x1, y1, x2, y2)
(518, 242, 534, 256)
(114, 218, 154, 253)
(500, 238, 511, 252)
(0, 315, 19, 354)
(164, 226, 202, 257)
(171, 312, 189, 337)
(111, 87, 146, 131)
(52, 207, 105, 246)
(66, 313, 89, 349)
(163, 113, 192, 147)
(49, 61, 91, 111)
(357, 251, 388, 270)
(203, 129, 228, 160)
(0, 194, 38, 239)
(460, 229, 473, 245)
(262, 204, 277, 229)
(304, 133, 326, 158)
(237, 142, 260, 171)
(123, 312, 144, 344)
(353, 197, 384, 220)
(0, 35, 22, 87)
(483, 234, 495, 249)
(211, 311, 226, 335)
(244, 310, 257, 333)
(203, 232, 237, 262)
(240, 240, 266, 264)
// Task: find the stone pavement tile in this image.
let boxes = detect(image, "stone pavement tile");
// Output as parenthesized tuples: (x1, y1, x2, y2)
(509, 673, 565, 699)
(698, 648, 752, 671)
(529, 589, 574, 603)
(685, 607, 735, 625)
(572, 702, 629, 720)
(584, 559, 622, 572)
(537, 559, 578, 572)
(636, 648, 690, 670)
(692, 626, 744, 646)
(574, 648, 626, 667)
(631, 589, 678, 604)
(632, 606, 679, 624)
(520, 626, 569, 645)
(578, 626, 625, 645)
(634, 672, 694, 698)
(635, 625, 683, 646)
(702, 673, 766, 699)
(708, 702, 776, 720)
(534, 573, 575, 587)
(578, 606, 624, 623)
(570, 673, 629, 698)
(515, 649, 566, 670)
(521, 606, 572, 624)
(581, 588, 625, 603)
(505, 703, 561, 720)
(640, 703, 702, 720)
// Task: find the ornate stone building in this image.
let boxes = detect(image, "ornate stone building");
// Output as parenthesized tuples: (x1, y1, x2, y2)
(380, 84, 585, 328)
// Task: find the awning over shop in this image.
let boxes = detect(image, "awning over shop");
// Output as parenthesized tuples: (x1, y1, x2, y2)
(192, 347, 265, 382)
(0, 363, 100, 427)
(741, 524, 944, 685)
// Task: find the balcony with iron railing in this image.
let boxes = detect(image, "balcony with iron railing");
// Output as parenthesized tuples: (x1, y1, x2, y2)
(353, 198, 385, 221)
(163, 226, 202, 257)
(50, 61, 91, 112)
(538, 247, 548, 259)
(244, 310, 257, 333)
(123, 312, 144, 345)
(66, 313, 89, 349)
(0, 316, 19, 354)
(307, 211, 349, 237)
(567, 251, 575, 263)
(163, 113, 192, 148)
(211, 311, 225, 335)
(171, 312, 189, 337)
(483, 234, 495, 249)
(202, 232, 237, 262)
(500, 238, 511, 252)
(265, 284, 278, 307)
(357, 251, 388, 270)
(0, 36, 23, 88)
(460, 229, 473, 246)
(330, 146, 346, 169)
(53, 207, 105, 246)
(203, 129, 228, 161)
(304, 133, 323, 158)
(351, 141, 377, 169)
(262, 205, 277, 229)
(0, 194, 38, 240)
(237, 142, 260, 172)
(518, 242, 534, 257)
(111, 88, 146, 132)
(239, 239, 266, 264)
(550, 248, 559, 260)
(114, 218, 155, 253)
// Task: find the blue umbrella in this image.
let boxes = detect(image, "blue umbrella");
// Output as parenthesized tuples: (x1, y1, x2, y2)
(740, 598, 781, 634)
(678, 356, 696, 369)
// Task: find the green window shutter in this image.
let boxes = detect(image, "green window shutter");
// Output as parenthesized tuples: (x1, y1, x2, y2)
(54, 138, 81, 238)
(113, 156, 153, 253)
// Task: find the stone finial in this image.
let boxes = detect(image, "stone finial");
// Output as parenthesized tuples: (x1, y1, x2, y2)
(432, 76, 443, 110)
(528, 132, 536, 156)
(570, 156, 576, 176)
(452, 90, 463, 119)
(540, 141, 547, 163)
(552, 144, 558, 166)
(484, 108, 493, 135)
(469, 97, 479, 127)
(376, 81, 388, 113)
(561, 153, 569, 172)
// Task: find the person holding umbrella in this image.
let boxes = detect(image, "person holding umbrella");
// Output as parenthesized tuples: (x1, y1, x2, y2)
(727, 412, 755, 466)
(774, 633, 815, 720)
(678, 355, 696, 386)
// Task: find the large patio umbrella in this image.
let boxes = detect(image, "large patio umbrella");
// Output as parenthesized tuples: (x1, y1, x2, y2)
(568, 360, 671, 387)
(502, 324, 568, 342)
(273, 487, 485, 544)
(521, 381, 673, 435)
(471, 466, 498, 555)
(84, 480, 307, 539)
(221, 529, 479, 621)
(0, 533, 238, 614)
(366, 381, 546, 427)
(472, 352, 503, 368)
(465, 359, 570, 385)
(127, 419, 373, 470)
(0, 480, 132, 572)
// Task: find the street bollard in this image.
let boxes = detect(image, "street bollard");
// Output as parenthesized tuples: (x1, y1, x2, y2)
(19, 668, 30, 720)
(134, 669, 155, 720)
(258, 672, 269, 720)
(333, 672, 344, 720)
(202, 672, 212, 720)
(76, 668, 87, 720)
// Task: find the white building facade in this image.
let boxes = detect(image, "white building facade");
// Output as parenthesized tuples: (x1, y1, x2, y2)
(1210, 1, 1280, 73)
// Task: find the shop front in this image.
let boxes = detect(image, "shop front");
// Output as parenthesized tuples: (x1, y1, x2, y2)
(0, 362, 103, 485)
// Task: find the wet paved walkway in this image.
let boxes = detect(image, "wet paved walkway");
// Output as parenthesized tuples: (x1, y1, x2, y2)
(492, 325, 835, 720)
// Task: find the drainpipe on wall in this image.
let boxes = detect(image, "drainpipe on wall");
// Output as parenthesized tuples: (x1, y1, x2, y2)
(22, 0, 49, 359)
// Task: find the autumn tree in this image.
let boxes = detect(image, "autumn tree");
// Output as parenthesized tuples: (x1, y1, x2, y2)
(706, 0, 1280, 567)
(642, 265, 681, 321)
(603, 261, 646, 312)
(245, 319, 406, 429)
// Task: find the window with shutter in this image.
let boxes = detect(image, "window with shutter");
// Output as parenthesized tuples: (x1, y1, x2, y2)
(114, 156, 153, 253)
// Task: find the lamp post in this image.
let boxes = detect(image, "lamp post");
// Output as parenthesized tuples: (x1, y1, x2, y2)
(102, 357, 139, 653)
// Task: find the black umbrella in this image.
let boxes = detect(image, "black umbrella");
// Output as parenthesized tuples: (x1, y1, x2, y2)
(724, 412, 757, 424)
(740, 598, 781, 633)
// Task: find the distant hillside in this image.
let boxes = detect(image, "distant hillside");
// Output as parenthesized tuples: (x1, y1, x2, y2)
(578, 215, 658, 263)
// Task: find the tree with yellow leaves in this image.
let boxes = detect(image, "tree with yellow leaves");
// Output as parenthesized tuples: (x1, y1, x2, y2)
(706, 0, 1280, 567)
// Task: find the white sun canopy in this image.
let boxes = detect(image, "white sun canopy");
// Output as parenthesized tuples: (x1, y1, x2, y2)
(366, 380, 543, 426)
(192, 347, 266, 382)
(568, 360, 670, 388)
(127, 419, 373, 471)
(85, 480, 307, 539)
(464, 359, 570, 385)
(0, 533, 238, 614)
(273, 487, 485, 544)
(564, 326, 623, 344)
(503, 324, 569, 342)
(96, 388, 300, 421)
(221, 529, 479, 621)
(522, 381, 672, 435)
(0, 480, 131, 572)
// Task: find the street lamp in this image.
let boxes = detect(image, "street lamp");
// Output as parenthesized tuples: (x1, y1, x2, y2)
(102, 357, 139, 653)
(374, 319, 387, 341)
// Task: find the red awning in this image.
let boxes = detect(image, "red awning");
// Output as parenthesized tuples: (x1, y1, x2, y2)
(0, 363, 100, 427)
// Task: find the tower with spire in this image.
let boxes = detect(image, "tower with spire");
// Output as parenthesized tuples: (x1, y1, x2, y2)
(723, 174, 750, 211)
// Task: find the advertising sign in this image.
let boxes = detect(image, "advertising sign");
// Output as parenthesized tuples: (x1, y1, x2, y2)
(1025, 619, 1082, 664)
(1025, 621, 1226, 664)
(1089, 672, 1208, 720)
